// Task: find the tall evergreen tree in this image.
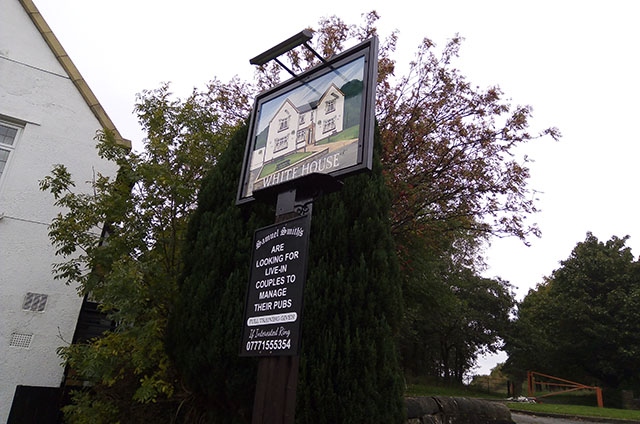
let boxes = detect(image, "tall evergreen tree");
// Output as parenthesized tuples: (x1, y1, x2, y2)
(296, 128, 405, 423)
(166, 124, 272, 422)
(168, 123, 405, 422)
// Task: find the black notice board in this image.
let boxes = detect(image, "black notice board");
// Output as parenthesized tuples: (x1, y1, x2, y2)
(240, 214, 311, 356)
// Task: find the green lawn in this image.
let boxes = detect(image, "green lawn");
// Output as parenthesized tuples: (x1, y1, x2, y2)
(317, 125, 359, 144)
(507, 402, 640, 421)
(406, 382, 640, 421)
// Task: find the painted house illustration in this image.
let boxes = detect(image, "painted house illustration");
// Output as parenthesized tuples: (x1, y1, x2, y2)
(250, 83, 345, 172)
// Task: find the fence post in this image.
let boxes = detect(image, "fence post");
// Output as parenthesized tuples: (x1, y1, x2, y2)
(596, 387, 603, 408)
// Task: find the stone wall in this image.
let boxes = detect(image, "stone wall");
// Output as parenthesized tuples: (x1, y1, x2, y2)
(406, 396, 514, 424)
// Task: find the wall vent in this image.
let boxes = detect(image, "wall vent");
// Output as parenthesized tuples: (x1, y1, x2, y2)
(10, 333, 33, 349)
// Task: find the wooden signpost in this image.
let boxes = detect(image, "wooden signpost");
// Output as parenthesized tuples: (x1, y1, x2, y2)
(243, 200, 311, 424)
(237, 31, 378, 424)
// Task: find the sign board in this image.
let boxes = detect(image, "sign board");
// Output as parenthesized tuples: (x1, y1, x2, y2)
(237, 37, 378, 204)
(240, 215, 311, 356)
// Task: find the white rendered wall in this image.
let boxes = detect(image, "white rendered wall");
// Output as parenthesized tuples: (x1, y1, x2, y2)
(0, 0, 120, 421)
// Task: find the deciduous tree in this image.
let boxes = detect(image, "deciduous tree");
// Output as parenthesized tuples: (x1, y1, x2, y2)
(256, 13, 556, 378)
(505, 233, 640, 394)
(41, 10, 557, 420)
(40, 83, 236, 422)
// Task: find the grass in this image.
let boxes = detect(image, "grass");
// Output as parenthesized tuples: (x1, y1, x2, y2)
(405, 381, 640, 421)
(317, 124, 359, 144)
(507, 402, 640, 421)
(405, 382, 503, 399)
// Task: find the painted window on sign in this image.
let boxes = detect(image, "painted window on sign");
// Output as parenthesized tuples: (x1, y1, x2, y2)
(322, 117, 336, 133)
(278, 116, 289, 132)
(325, 99, 336, 113)
(274, 135, 288, 153)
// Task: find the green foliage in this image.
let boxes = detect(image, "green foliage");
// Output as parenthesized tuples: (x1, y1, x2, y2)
(401, 252, 516, 381)
(505, 232, 640, 393)
(406, 380, 504, 398)
(40, 11, 557, 421)
(295, 131, 405, 423)
(264, 10, 541, 387)
(166, 124, 273, 423)
(61, 391, 119, 424)
(168, 124, 405, 422)
(377, 34, 560, 247)
(40, 83, 237, 422)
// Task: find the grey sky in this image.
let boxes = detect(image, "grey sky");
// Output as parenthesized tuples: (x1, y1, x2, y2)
(32, 0, 640, 374)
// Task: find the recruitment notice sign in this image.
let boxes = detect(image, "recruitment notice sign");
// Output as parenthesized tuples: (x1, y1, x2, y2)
(240, 215, 311, 357)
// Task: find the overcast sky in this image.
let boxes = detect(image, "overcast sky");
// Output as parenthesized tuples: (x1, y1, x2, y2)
(32, 0, 640, 374)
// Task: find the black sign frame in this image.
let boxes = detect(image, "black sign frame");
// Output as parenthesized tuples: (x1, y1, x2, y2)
(237, 37, 378, 204)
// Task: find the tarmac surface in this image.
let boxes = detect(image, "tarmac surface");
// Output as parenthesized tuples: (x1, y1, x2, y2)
(512, 411, 640, 424)
(513, 412, 595, 423)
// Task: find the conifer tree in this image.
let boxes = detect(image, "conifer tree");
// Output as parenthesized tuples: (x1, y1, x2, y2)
(169, 122, 405, 422)
(166, 124, 272, 422)
(296, 129, 405, 423)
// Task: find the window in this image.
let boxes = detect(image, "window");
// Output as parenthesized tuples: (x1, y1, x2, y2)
(296, 129, 307, 143)
(325, 99, 336, 114)
(23, 293, 48, 312)
(274, 135, 288, 153)
(0, 122, 20, 181)
(323, 117, 336, 133)
(278, 116, 290, 132)
(10, 333, 33, 349)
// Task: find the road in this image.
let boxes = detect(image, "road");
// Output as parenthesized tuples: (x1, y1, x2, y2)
(512, 412, 610, 424)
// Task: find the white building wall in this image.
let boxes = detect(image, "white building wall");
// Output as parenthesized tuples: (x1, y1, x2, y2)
(0, 0, 120, 421)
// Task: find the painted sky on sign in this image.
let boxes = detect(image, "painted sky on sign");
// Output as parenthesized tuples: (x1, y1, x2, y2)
(255, 56, 364, 135)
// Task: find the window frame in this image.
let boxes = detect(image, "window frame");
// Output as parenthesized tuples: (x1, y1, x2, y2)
(322, 117, 336, 134)
(0, 120, 22, 185)
(22, 292, 49, 312)
(325, 98, 336, 114)
(274, 135, 289, 153)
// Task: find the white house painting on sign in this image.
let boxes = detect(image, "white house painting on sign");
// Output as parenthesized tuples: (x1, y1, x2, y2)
(245, 55, 365, 196)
